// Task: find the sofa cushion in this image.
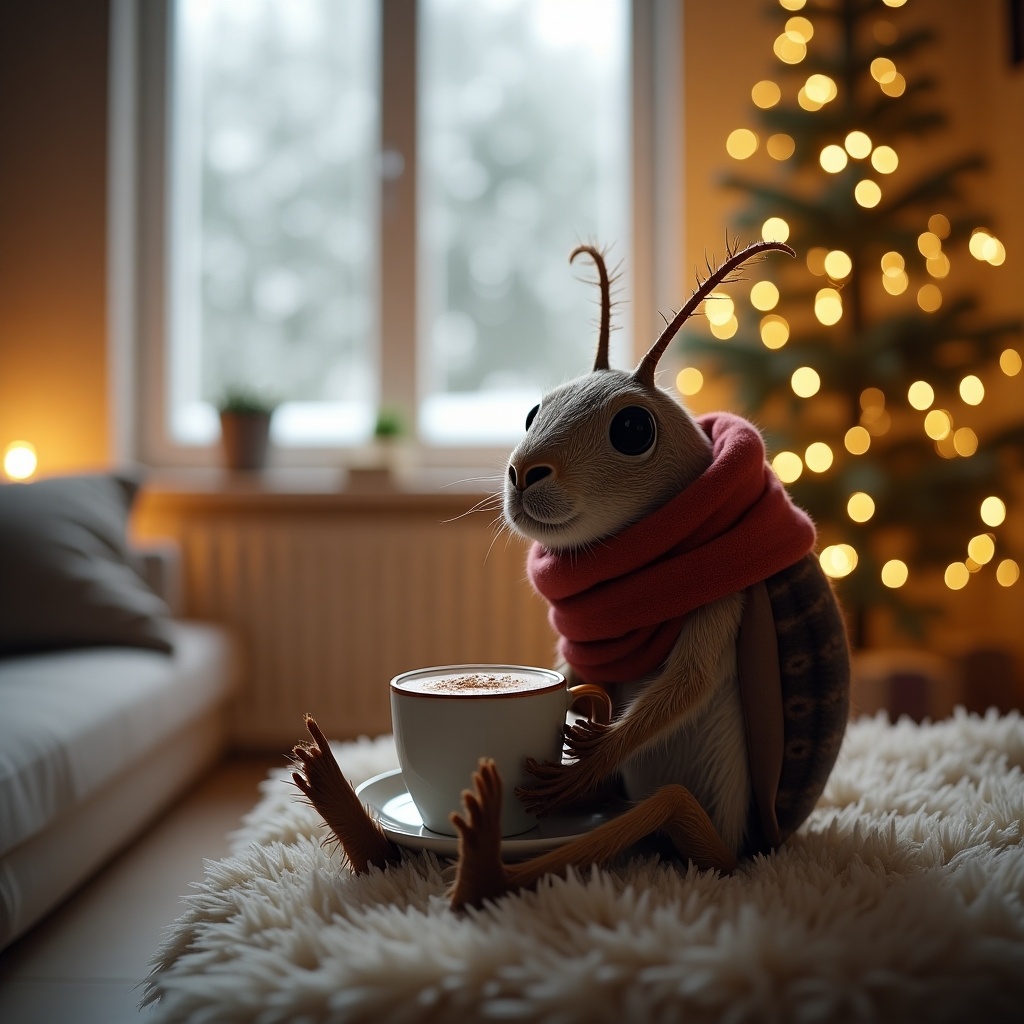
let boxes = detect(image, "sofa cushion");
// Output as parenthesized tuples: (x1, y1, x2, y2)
(0, 473, 174, 656)
(0, 621, 237, 858)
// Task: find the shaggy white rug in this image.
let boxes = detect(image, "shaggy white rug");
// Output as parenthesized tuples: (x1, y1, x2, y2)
(142, 710, 1024, 1023)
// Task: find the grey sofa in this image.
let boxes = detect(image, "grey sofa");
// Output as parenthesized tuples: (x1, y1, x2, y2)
(0, 473, 238, 949)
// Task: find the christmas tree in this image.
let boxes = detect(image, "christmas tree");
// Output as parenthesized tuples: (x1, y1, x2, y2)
(678, 0, 1023, 645)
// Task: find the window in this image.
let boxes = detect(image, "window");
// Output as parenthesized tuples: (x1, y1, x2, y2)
(113, 0, 678, 467)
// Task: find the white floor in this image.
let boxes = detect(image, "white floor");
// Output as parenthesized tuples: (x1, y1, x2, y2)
(0, 755, 280, 1024)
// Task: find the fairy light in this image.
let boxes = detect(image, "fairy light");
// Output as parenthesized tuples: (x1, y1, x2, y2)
(844, 425, 871, 455)
(760, 314, 790, 349)
(779, 0, 807, 9)
(928, 213, 951, 238)
(881, 560, 908, 588)
(861, 387, 885, 411)
(798, 87, 825, 112)
(953, 427, 978, 457)
(814, 287, 843, 325)
(1000, 349, 1022, 376)
(704, 292, 735, 326)
(772, 451, 803, 483)
(676, 367, 704, 396)
(820, 145, 848, 173)
(967, 534, 995, 565)
(844, 131, 872, 158)
(804, 73, 836, 104)
(959, 375, 984, 405)
(791, 366, 821, 398)
(969, 229, 1007, 266)
(883, 270, 909, 295)
(883, 0, 908, 7)
(926, 253, 950, 279)
(767, 134, 796, 160)
(752, 80, 782, 108)
(805, 442, 834, 473)
(917, 284, 942, 312)
(917, 232, 942, 259)
(871, 146, 899, 174)
(880, 73, 906, 97)
(709, 315, 739, 340)
(750, 281, 780, 311)
(823, 250, 852, 280)
(786, 16, 814, 41)
(996, 560, 1020, 587)
(907, 381, 934, 410)
(870, 57, 897, 83)
(806, 248, 828, 276)
(820, 544, 858, 579)
(881, 251, 905, 274)
(944, 562, 970, 590)
(981, 496, 1006, 527)
(727, 129, 759, 159)
(924, 409, 952, 441)
(762, 217, 790, 243)
(855, 180, 882, 208)
(847, 492, 875, 522)
(774, 31, 808, 64)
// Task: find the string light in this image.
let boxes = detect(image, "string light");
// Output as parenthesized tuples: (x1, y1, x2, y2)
(917, 283, 942, 312)
(709, 315, 739, 340)
(1000, 349, 1022, 376)
(967, 534, 995, 565)
(870, 57, 897, 83)
(820, 144, 848, 173)
(772, 451, 803, 483)
(959, 375, 984, 405)
(704, 292, 735, 326)
(881, 251, 905, 274)
(996, 560, 1020, 587)
(824, 250, 852, 279)
(844, 425, 871, 455)
(928, 213, 951, 238)
(805, 442, 834, 472)
(760, 314, 790, 349)
(798, 87, 825, 112)
(804, 74, 836, 104)
(727, 128, 759, 159)
(880, 73, 906, 97)
(750, 281, 780, 311)
(779, 0, 807, 9)
(762, 217, 790, 243)
(871, 145, 899, 173)
(926, 253, 950, 278)
(944, 562, 970, 590)
(969, 229, 1007, 266)
(883, 270, 909, 295)
(677, 367, 704, 396)
(847, 491, 875, 521)
(785, 16, 814, 41)
(917, 232, 942, 258)
(807, 248, 829, 275)
(981, 496, 1006, 527)
(815, 287, 843, 325)
(924, 409, 952, 440)
(881, 560, 908, 588)
(767, 133, 796, 160)
(860, 387, 885, 411)
(907, 381, 934, 410)
(774, 31, 807, 64)
(855, 180, 882, 207)
(791, 366, 821, 397)
(752, 80, 782, 108)
(820, 544, 858, 579)
(844, 131, 872, 158)
(953, 427, 978, 457)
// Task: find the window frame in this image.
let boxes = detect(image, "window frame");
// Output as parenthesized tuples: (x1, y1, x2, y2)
(107, 0, 683, 472)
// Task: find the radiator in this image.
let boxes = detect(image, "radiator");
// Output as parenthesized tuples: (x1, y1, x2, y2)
(175, 512, 557, 750)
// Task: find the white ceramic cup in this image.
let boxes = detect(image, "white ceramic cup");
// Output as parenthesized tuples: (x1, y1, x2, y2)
(390, 663, 613, 837)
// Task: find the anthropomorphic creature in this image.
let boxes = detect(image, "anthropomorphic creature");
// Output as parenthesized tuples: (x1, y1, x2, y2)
(292, 240, 850, 910)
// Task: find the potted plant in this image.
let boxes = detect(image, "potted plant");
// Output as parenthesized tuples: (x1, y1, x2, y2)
(347, 406, 407, 489)
(217, 388, 276, 471)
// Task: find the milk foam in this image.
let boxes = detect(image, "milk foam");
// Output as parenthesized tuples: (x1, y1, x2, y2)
(394, 671, 557, 695)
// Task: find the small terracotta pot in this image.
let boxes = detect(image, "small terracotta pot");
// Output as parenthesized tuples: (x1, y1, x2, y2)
(219, 411, 272, 471)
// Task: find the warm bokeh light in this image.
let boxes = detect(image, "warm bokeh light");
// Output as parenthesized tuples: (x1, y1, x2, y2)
(883, 0, 908, 7)
(855, 179, 882, 207)
(953, 427, 978, 457)
(820, 544, 858, 579)
(1000, 349, 1022, 376)
(926, 253, 950, 279)
(805, 442, 834, 473)
(923, 409, 952, 440)
(969, 229, 1007, 266)
(881, 560, 909, 588)
(823, 250, 852, 279)
(752, 79, 782, 108)
(917, 283, 942, 312)
(814, 287, 843, 325)
(750, 281, 780, 311)
(709, 315, 739, 340)
(676, 367, 704, 396)
(774, 31, 807, 64)
(871, 145, 898, 174)
(959, 374, 984, 405)
(967, 533, 995, 565)
(928, 213, 951, 238)
(727, 128, 759, 159)
(880, 73, 906, 97)
(917, 232, 942, 258)
(860, 387, 885, 410)
(874, 20, 898, 45)
(766, 133, 796, 160)
(996, 559, 1020, 587)
(772, 450, 803, 483)
(786, 16, 814, 41)
(907, 381, 934, 410)
(760, 314, 790, 349)
(779, 0, 807, 9)
(704, 292, 735, 326)
(791, 366, 821, 398)
(806, 247, 828, 276)
(881, 251, 905, 274)
(762, 217, 790, 243)
(882, 269, 909, 295)
(844, 425, 871, 455)
(981, 496, 1006, 527)
(820, 144, 848, 173)
(847, 491, 875, 522)
(3, 440, 38, 481)
(870, 57, 897, 83)
(944, 562, 970, 590)
(844, 130, 872, 158)
(804, 73, 836, 104)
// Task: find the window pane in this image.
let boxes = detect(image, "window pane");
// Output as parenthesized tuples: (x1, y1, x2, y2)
(419, 0, 631, 445)
(169, 0, 379, 445)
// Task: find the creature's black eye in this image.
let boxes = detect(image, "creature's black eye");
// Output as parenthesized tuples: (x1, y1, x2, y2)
(609, 406, 656, 456)
(525, 404, 540, 430)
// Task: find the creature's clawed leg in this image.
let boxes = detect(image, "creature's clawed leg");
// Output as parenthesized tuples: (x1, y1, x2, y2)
(449, 764, 737, 911)
(291, 714, 400, 874)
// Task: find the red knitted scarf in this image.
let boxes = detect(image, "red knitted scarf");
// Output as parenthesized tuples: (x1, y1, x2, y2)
(526, 411, 816, 684)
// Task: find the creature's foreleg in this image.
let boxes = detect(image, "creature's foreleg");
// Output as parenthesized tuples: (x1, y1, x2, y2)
(291, 715, 400, 873)
(450, 760, 736, 911)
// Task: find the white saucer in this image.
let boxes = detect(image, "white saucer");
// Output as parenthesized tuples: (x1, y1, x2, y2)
(355, 768, 621, 859)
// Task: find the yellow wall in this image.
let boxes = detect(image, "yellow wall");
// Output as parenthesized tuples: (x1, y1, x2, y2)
(0, 0, 111, 476)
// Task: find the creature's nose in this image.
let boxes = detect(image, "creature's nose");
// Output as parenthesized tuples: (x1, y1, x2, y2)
(508, 461, 554, 492)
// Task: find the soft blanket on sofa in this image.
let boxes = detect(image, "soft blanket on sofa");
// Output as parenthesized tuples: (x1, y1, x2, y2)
(143, 710, 1024, 1023)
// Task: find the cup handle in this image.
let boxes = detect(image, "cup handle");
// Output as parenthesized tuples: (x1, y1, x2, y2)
(567, 683, 613, 725)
